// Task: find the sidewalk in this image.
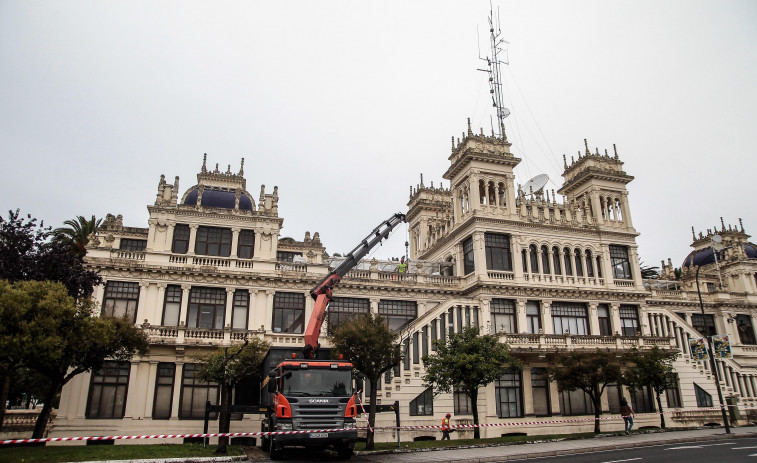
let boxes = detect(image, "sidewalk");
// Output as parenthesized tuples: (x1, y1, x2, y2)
(349, 426, 757, 462)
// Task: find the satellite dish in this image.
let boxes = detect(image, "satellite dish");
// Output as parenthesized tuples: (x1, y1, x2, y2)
(521, 174, 549, 195)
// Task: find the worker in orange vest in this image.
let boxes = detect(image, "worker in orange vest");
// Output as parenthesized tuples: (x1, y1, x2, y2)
(441, 413, 451, 440)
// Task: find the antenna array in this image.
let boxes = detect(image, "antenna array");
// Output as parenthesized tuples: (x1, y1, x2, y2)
(478, 5, 510, 139)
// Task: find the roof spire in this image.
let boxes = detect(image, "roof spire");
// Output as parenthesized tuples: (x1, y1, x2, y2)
(420, 173, 424, 188)
(584, 139, 590, 156)
(692, 226, 696, 240)
(202, 153, 207, 173)
(563, 154, 568, 169)
(613, 144, 618, 159)
(739, 218, 744, 232)
(720, 217, 726, 231)
(239, 158, 245, 176)
(467, 118, 472, 136)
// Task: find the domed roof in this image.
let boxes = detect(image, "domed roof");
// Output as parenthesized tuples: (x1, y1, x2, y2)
(682, 244, 757, 268)
(182, 187, 254, 211)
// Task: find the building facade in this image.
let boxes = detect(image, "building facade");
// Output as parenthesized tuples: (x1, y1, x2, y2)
(52, 129, 757, 443)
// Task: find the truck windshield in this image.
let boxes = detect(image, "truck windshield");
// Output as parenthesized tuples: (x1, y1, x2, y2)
(281, 369, 353, 397)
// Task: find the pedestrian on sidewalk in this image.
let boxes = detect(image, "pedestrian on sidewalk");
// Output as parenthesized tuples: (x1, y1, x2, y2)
(620, 397, 634, 434)
(441, 413, 452, 440)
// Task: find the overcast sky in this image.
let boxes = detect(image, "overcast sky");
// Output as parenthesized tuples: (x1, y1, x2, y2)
(1, 0, 755, 271)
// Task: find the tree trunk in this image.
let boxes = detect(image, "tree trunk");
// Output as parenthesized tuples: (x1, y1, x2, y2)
(471, 388, 480, 439)
(0, 368, 11, 432)
(656, 393, 666, 429)
(32, 380, 60, 439)
(215, 382, 231, 454)
(591, 391, 601, 434)
(366, 378, 378, 450)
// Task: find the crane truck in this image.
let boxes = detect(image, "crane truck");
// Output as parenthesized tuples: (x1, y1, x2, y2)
(260, 212, 406, 460)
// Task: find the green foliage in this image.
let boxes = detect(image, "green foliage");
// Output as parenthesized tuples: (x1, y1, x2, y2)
(52, 215, 102, 257)
(422, 326, 521, 439)
(330, 313, 401, 450)
(547, 350, 622, 434)
(622, 346, 678, 428)
(192, 338, 269, 387)
(640, 262, 660, 280)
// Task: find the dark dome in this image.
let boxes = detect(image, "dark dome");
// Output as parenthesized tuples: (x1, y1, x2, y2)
(182, 187, 253, 211)
(682, 244, 756, 268)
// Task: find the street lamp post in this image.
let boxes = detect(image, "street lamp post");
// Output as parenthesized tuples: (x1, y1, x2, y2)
(693, 256, 731, 434)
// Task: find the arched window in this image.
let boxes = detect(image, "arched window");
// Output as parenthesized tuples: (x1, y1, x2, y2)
(529, 244, 539, 273)
(574, 248, 584, 277)
(497, 182, 506, 207)
(541, 245, 550, 274)
(585, 250, 594, 277)
(479, 180, 487, 205)
(488, 181, 496, 205)
(563, 247, 573, 275)
(596, 256, 603, 278)
(552, 247, 562, 275)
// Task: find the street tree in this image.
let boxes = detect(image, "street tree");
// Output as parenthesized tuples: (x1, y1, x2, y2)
(52, 215, 102, 257)
(422, 326, 522, 439)
(193, 338, 270, 454)
(622, 346, 679, 428)
(28, 295, 148, 438)
(330, 313, 402, 450)
(547, 350, 622, 434)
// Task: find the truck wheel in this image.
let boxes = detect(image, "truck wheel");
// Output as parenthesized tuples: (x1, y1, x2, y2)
(336, 445, 353, 460)
(269, 438, 283, 461)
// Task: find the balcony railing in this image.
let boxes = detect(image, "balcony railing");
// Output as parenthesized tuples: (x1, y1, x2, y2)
(498, 332, 672, 350)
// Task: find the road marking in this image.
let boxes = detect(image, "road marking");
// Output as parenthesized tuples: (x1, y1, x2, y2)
(666, 446, 703, 450)
(599, 459, 642, 463)
(734, 446, 757, 449)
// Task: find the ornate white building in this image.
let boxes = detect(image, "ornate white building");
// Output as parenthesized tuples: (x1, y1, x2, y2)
(51, 127, 757, 444)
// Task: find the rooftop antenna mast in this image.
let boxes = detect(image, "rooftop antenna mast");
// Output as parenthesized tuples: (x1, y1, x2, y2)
(478, 3, 510, 139)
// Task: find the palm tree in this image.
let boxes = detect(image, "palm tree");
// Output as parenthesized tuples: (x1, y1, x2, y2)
(52, 215, 102, 256)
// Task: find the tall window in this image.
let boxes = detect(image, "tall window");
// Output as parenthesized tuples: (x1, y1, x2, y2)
(597, 304, 611, 336)
(559, 389, 594, 416)
(328, 297, 370, 334)
(491, 299, 516, 333)
(86, 361, 130, 419)
(403, 338, 410, 370)
(119, 238, 147, 251)
(691, 314, 717, 337)
(694, 383, 712, 407)
(630, 386, 655, 413)
(422, 325, 429, 357)
(231, 290, 249, 330)
(563, 247, 573, 275)
(237, 230, 255, 259)
(409, 387, 433, 416)
(551, 302, 589, 335)
(412, 331, 420, 364)
(152, 363, 175, 419)
(552, 247, 562, 275)
(172, 224, 190, 254)
(272, 292, 305, 333)
(187, 287, 226, 329)
(485, 233, 511, 271)
(609, 245, 632, 280)
(454, 388, 473, 415)
(665, 374, 682, 408)
(195, 226, 232, 257)
(180, 363, 218, 419)
(736, 315, 756, 345)
(463, 237, 475, 274)
(606, 383, 621, 413)
(596, 256, 603, 278)
(495, 370, 522, 418)
(378, 300, 417, 332)
(619, 305, 640, 336)
(574, 249, 584, 276)
(277, 251, 302, 262)
(526, 301, 541, 334)
(531, 368, 551, 416)
(431, 320, 438, 351)
(162, 285, 182, 326)
(102, 281, 139, 322)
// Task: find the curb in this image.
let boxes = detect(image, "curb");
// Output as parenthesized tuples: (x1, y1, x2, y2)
(74, 457, 247, 463)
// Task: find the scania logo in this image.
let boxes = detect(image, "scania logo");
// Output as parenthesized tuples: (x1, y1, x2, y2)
(308, 399, 329, 403)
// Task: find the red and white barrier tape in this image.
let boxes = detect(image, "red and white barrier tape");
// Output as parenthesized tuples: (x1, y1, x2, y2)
(0, 405, 737, 446)
(354, 390, 374, 432)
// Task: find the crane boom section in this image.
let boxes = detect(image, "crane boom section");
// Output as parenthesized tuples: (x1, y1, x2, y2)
(303, 212, 406, 357)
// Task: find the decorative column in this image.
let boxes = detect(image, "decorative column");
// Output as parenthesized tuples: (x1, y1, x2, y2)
(224, 288, 235, 339)
(265, 290, 275, 332)
(170, 362, 184, 419)
(156, 283, 167, 325)
(230, 228, 240, 258)
(480, 299, 492, 334)
(165, 221, 175, 252)
(179, 284, 191, 327)
(187, 224, 199, 255)
(512, 238, 525, 281)
(588, 303, 600, 336)
(610, 303, 622, 336)
(590, 188, 604, 225)
(541, 300, 553, 334)
(505, 173, 518, 218)
(620, 191, 633, 228)
(247, 289, 259, 331)
(370, 298, 379, 315)
(144, 361, 159, 418)
(123, 360, 141, 419)
(136, 282, 150, 325)
(472, 231, 487, 277)
(516, 299, 527, 334)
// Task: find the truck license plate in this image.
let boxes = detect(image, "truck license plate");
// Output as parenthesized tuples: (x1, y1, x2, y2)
(310, 433, 328, 438)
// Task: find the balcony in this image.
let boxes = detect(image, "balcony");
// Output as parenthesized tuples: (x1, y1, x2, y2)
(498, 332, 673, 352)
